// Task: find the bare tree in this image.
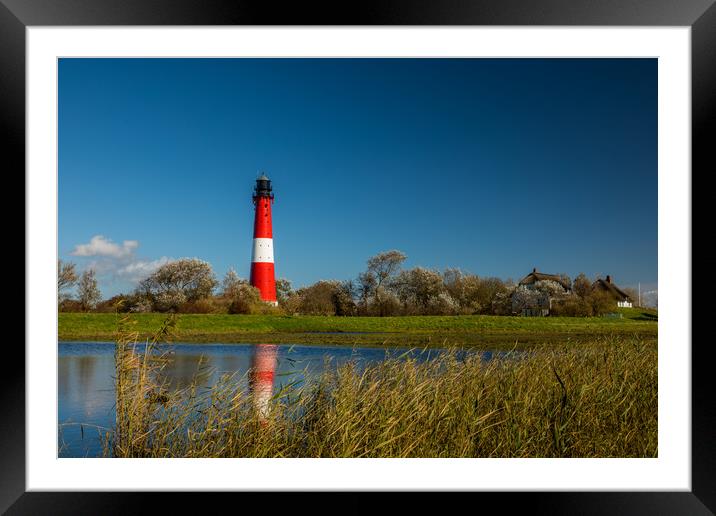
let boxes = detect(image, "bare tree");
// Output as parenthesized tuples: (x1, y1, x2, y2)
(58, 259, 78, 301)
(367, 250, 406, 287)
(357, 271, 377, 310)
(365, 250, 406, 316)
(221, 268, 244, 298)
(556, 273, 573, 291)
(77, 269, 101, 311)
(572, 273, 592, 299)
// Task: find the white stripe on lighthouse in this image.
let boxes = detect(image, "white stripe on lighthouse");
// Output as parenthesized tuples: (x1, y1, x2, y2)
(251, 238, 274, 263)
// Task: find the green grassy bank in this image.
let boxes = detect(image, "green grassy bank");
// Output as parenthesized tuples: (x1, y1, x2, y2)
(59, 308, 657, 348)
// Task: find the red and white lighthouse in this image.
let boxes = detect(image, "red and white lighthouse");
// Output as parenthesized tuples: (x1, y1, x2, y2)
(250, 174, 278, 305)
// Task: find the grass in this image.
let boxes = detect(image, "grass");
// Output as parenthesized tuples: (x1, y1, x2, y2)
(105, 313, 658, 458)
(59, 308, 657, 348)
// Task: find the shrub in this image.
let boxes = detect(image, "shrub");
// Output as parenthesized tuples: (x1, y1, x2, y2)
(177, 298, 224, 314)
(58, 299, 83, 312)
(281, 280, 358, 316)
(96, 295, 132, 313)
(551, 295, 593, 317)
(228, 284, 263, 314)
(588, 290, 617, 316)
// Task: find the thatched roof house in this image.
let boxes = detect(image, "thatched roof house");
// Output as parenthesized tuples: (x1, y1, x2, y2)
(518, 268, 570, 290)
(592, 275, 632, 308)
(513, 268, 571, 316)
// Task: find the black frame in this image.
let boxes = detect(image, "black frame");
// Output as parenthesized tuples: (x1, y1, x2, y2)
(4, 0, 710, 512)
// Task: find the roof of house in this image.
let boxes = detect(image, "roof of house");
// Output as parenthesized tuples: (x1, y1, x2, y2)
(518, 268, 567, 287)
(592, 276, 631, 301)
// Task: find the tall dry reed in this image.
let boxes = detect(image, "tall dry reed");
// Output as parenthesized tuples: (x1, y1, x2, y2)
(107, 314, 657, 458)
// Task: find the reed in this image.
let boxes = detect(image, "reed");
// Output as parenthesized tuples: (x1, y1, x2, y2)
(106, 315, 657, 458)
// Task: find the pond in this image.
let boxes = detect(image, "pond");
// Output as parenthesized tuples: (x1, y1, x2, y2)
(58, 341, 499, 458)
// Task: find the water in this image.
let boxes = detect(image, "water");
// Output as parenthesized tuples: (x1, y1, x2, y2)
(58, 341, 495, 458)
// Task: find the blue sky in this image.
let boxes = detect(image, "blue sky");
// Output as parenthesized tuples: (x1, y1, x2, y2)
(59, 58, 657, 298)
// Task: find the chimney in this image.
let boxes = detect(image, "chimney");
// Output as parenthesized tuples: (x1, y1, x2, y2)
(606, 275, 611, 284)
(532, 267, 537, 273)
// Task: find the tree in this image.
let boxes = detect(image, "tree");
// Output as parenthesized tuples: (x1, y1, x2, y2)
(491, 283, 516, 315)
(511, 285, 544, 313)
(588, 289, 615, 316)
(393, 267, 445, 314)
(295, 281, 341, 315)
(356, 271, 377, 311)
(58, 259, 78, 301)
(289, 280, 357, 316)
(221, 268, 244, 298)
(275, 278, 294, 305)
(138, 258, 218, 312)
(550, 294, 592, 317)
(442, 269, 486, 314)
(77, 269, 101, 311)
(556, 273, 573, 291)
(533, 279, 568, 299)
(367, 250, 406, 287)
(473, 277, 508, 314)
(335, 281, 358, 316)
(442, 270, 511, 315)
(510, 280, 568, 315)
(442, 268, 466, 301)
(365, 250, 406, 316)
(572, 273, 592, 299)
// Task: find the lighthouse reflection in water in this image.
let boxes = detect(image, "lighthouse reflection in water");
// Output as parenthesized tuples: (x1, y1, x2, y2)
(248, 344, 278, 422)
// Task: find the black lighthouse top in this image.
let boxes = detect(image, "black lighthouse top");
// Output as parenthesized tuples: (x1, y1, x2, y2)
(253, 174, 274, 200)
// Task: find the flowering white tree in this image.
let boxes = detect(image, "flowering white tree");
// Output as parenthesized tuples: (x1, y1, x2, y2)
(533, 280, 569, 299)
(138, 258, 217, 311)
(511, 279, 569, 314)
(392, 267, 445, 311)
(426, 292, 460, 315)
(492, 287, 515, 315)
(511, 285, 544, 313)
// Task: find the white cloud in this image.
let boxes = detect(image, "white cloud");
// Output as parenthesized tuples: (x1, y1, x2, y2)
(68, 236, 175, 293)
(117, 257, 171, 283)
(71, 235, 139, 259)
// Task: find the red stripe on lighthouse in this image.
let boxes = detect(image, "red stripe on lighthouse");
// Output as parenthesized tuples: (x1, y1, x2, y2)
(250, 262, 277, 302)
(250, 175, 277, 305)
(253, 196, 273, 238)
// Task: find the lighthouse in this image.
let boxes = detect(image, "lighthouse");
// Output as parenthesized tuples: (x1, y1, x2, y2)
(250, 174, 278, 305)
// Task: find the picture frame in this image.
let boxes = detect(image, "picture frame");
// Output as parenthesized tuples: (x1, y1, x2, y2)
(5, 0, 710, 511)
